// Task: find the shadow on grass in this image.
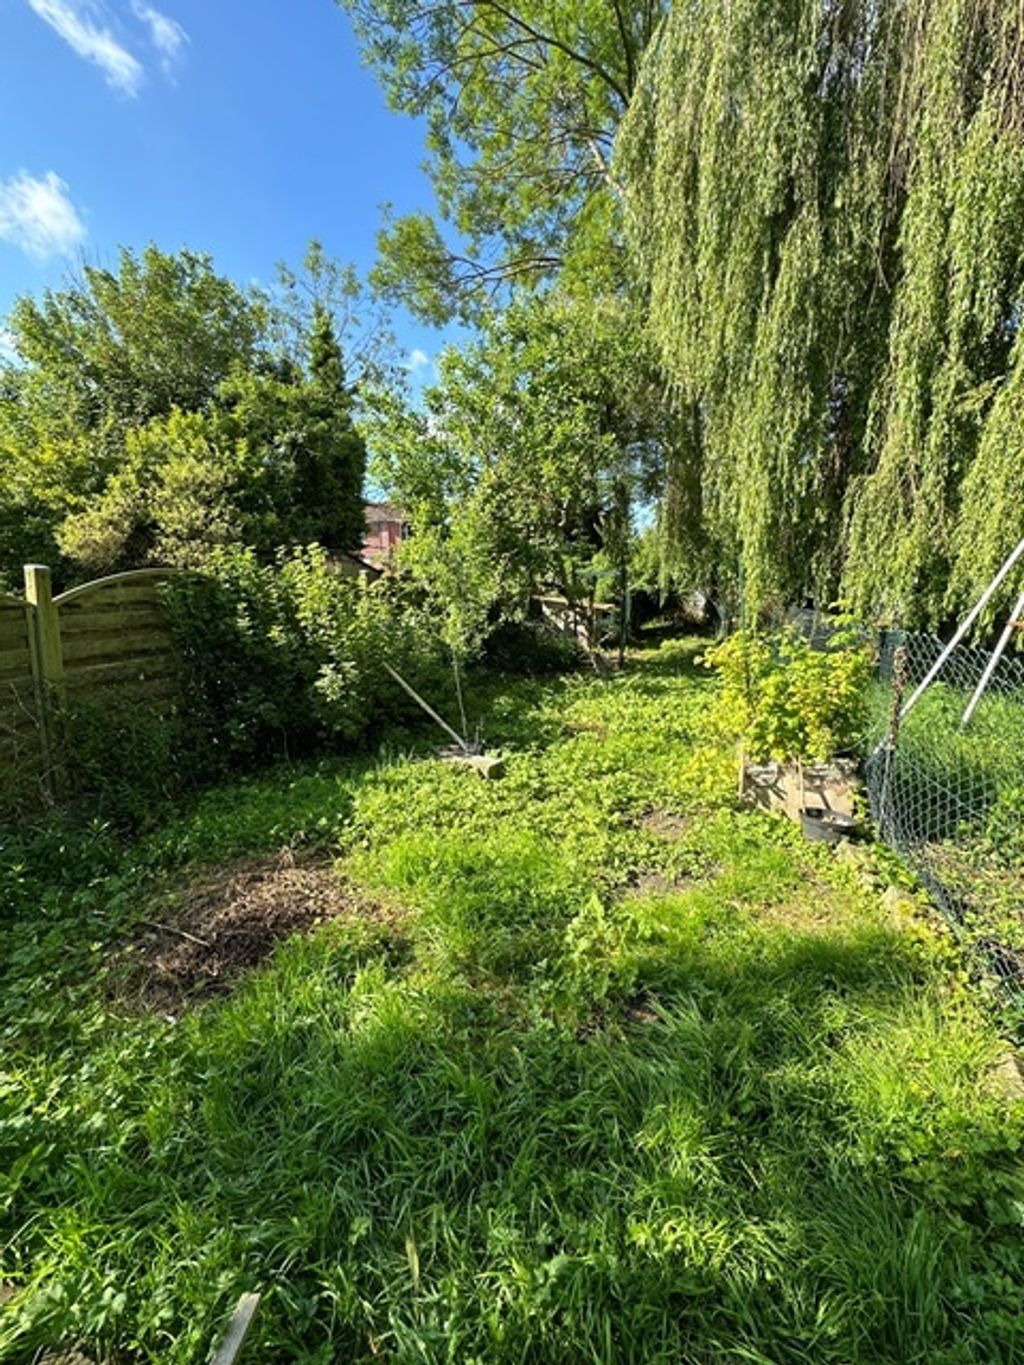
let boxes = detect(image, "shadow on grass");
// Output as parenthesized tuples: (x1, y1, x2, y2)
(9, 896, 1007, 1364)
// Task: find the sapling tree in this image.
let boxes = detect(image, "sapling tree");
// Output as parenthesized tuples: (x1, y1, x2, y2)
(363, 289, 676, 661)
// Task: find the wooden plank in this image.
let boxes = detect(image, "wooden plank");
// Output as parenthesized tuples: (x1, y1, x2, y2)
(57, 582, 171, 613)
(0, 613, 30, 650)
(54, 567, 184, 607)
(63, 659, 179, 693)
(23, 566, 64, 693)
(60, 586, 167, 612)
(60, 606, 170, 635)
(63, 652, 175, 678)
(0, 648, 33, 682)
(61, 631, 174, 665)
(210, 1293, 261, 1365)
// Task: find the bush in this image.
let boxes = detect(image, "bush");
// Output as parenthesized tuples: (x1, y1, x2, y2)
(482, 618, 585, 675)
(701, 626, 872, 762)
(62, 696, 185, 827)
(163, 544, 449, 777)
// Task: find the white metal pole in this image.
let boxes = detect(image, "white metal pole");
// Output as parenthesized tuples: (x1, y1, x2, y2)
(960, 585, 1024, 728)
(383, 661, 470, 752)
(896, 531, 1024, 724)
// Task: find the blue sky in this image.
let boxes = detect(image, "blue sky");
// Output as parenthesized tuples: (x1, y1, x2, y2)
(0, 0, 453, 379)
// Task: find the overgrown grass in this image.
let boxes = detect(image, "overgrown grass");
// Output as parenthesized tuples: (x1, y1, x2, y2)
(2, 642, 1023, 1363)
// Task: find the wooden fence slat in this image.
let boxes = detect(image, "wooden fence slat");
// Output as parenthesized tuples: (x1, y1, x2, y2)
(57, 584, 170, 611)
(0, 651, 34, 683)
(60, 607, 171, 636)
(0, 614, 31, 650)
(61, 632, 175, 665)
(53, 566, 184, 606)
(59, 589, 166, 613)
(63, 659, 179, 693)
(2, 566, 186, 811)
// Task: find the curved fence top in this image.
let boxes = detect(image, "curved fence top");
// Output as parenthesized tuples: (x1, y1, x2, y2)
(54, 566, 187, 607)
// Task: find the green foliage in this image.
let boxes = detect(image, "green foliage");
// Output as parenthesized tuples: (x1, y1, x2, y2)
(702, 628, 873, 761)
(342, 1, 666, 320)
(0, 246, 266, 584)
(1, 243, 373, 585)
(164, 545, 447, 776)
(618, 0, 1024, 625)
(56, 314, 366, 575)
(61, 697, 186, 829)
(364, 291, 677, 652)
(7, 245, 264, 432)
(270, 239, 398, 388)
(482, 619, 585, 676)
(2, 650, 1022, 1361)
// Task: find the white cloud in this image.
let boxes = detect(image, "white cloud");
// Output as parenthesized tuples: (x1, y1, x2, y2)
(26, 0, 144, 95)
(0, 171, 86, 260)
(131, 0, 186, 73)
(405, 348, 431, 372)
(0, 329, 17, 363)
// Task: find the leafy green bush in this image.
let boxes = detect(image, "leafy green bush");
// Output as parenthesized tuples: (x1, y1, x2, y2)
(164, 544, 448, 777)
(701, 627, 872, 762)
(62, 696, 185, 828)
(482, 618, 585, 675)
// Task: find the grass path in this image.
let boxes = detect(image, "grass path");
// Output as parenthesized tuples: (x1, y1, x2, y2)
(2, 643, 1023, 1363)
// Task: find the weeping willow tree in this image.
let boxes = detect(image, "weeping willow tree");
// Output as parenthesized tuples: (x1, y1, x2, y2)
(618, 0, 1024, 627)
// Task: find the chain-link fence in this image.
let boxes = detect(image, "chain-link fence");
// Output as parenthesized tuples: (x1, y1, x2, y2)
(865, 631, 1024, 994)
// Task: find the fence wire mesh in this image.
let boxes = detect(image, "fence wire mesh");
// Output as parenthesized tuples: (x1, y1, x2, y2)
(865, 630, 1024, 994)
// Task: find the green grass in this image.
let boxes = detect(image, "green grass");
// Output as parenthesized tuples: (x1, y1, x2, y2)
(2, 641, 1024, 1363)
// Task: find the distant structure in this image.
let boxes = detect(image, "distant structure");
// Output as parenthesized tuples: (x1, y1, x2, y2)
(330, 549, 381, 580)
(362, 502, 407, 568)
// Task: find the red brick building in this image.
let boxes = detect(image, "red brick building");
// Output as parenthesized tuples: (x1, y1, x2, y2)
(361, 502, 406, 568)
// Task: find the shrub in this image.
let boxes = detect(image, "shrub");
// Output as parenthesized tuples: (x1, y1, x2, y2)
(701, 626, 872, 762)
(62, 695, 185, 827)
(482, 618, 585, 675)
(163, 544, 449, 777)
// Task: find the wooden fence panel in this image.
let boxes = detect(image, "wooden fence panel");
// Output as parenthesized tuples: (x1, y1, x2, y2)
(55, 570, 182, 703)
(0, 595, 45, 815)
(0, 566, 186, 815)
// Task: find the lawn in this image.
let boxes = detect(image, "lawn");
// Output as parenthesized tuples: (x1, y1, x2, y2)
(2, 642, 1023, 1364)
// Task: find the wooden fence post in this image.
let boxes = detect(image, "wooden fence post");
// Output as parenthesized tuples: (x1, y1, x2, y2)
(23, 564, 65, 795)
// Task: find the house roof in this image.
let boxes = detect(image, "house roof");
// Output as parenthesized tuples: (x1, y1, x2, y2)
(364, 501, 403, 525)
(331, 550, 382, 579)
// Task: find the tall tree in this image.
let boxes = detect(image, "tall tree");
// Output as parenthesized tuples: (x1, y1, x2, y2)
(0, 246, 267, 581)
(7, 245, 265, 433)
(1, 245, 373, 582)
(60, 312, 368, 575)
(364, 290, 675, 638)
(270, 239, 398, 386)
(618, 0, 1024, 626)
(299, 303, 367, 553)
(339, 0, 667, 321)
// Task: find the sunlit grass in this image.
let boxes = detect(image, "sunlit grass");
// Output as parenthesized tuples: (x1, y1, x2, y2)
(2, 642, 1023, 1363)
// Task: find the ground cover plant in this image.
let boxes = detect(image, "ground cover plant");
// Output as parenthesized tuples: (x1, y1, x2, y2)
(2, 643, 1023, 1363)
